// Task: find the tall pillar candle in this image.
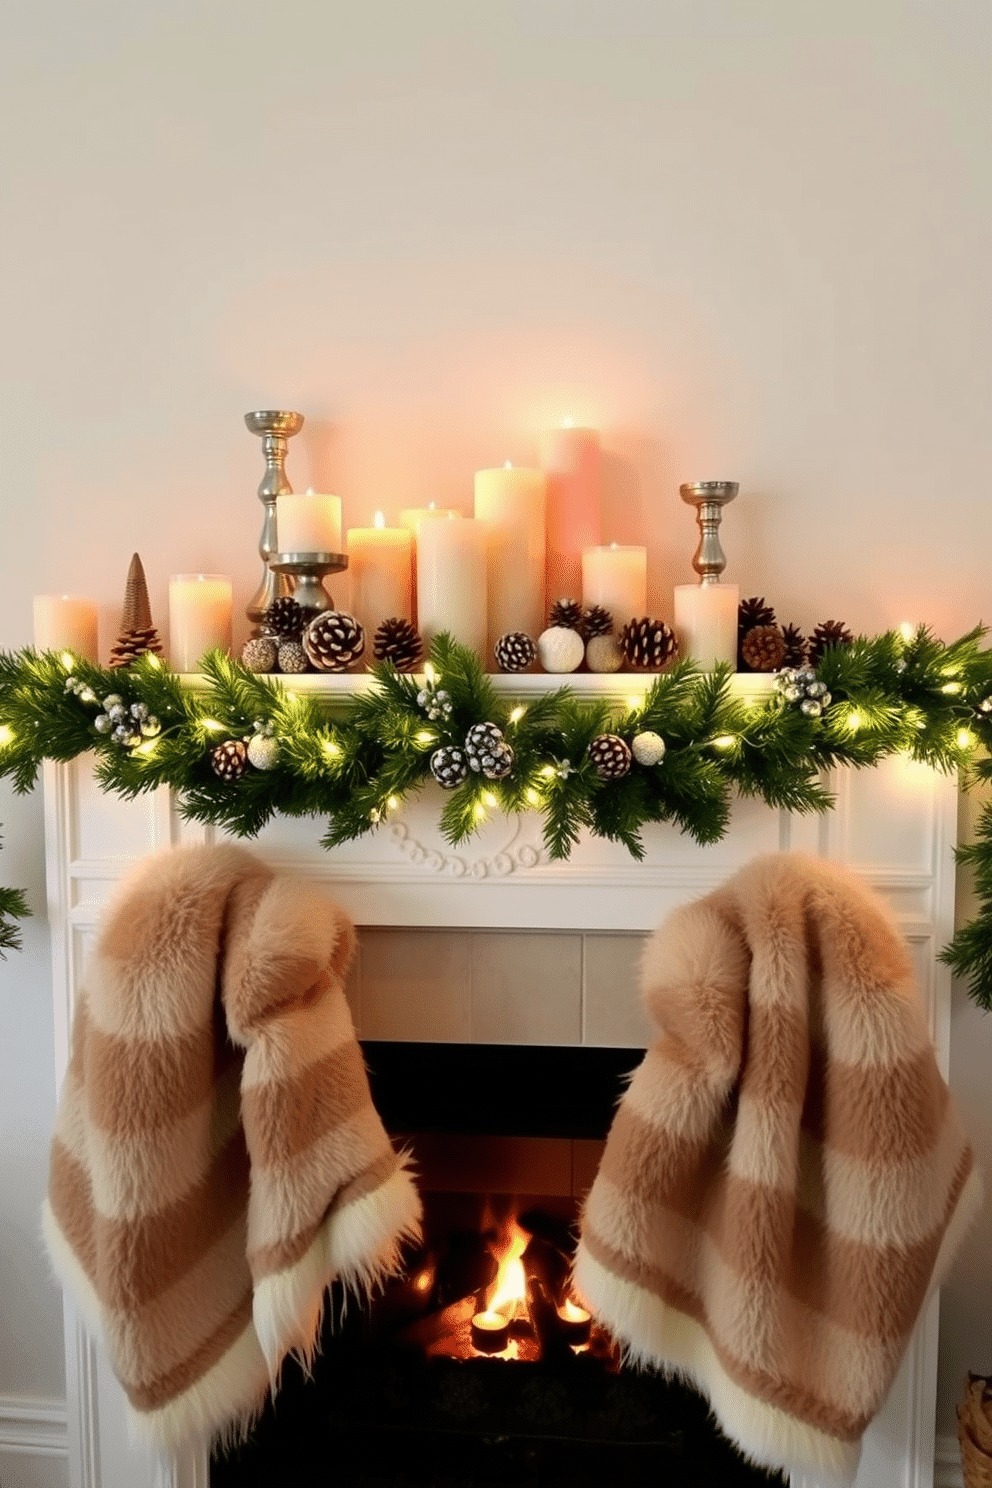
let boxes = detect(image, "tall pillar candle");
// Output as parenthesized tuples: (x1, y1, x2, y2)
(399, 504, 461, 624)
(539, 422, 601, 611)
(168, 574, 233, 672)
(581, 545, 647, 627)
(275, 489, 343, 554)
(346, 513, 414, 646)
(674, 583, 739, 669)
(417, 515, 488, 657)
(473, 464, 546, 654)
(33, 595, 99, 662)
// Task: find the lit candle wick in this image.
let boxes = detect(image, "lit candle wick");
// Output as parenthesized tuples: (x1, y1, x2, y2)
(373, 511, 385, 529)
(504, 459, 513, 469)
(563, 415, 574, 428)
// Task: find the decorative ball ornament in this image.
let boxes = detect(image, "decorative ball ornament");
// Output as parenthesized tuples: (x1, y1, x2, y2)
(585, 633, 624, 674)
(265, 595, 305, 640)
(632, 730, 666, 766)
(430, 745, 469, 789)
(418, 685, 453, 722)
(210, 739, 248, 780)
(775, 668, 831, 714)
(241, 637, 278, 674)
(587, 733, 633, 780)
(246, 734, 280, 771)
(537, 625, 584, 674)
(93, 714, 112, 734)
(277, 640, 309, 674)
(619, 617, 678, 671)
(140, 716, 161, 738)
(303, 610, 365, 673)
(494, 631, 538, 673)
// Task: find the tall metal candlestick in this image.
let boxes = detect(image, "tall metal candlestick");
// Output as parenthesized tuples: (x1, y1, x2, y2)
(679, 481, 739, 585)
(244, 410, 305, 633)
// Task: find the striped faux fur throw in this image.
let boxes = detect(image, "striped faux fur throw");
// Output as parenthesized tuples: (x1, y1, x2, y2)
(574, 852, 982, 1485)
(42, 843, 422, 1453)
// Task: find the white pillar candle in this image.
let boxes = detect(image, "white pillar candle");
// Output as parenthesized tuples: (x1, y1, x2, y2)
(581, 545, 647, 626)
(168, 574, 233, 672)
(33, 595, 99, 662)
(674, 583, 740, 670)
(399, 504, 461, 624)
(346, 513, 414, 647)
(473, 464, 546, 653)
(539, 421, 601, 612)
(275, 489, 343, 554)
(417, 515, 488, 657)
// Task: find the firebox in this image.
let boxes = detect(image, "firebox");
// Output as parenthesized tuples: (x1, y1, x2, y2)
(211, 1042, 787, 1487)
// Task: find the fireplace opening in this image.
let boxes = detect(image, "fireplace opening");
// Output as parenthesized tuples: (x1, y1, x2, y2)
(211, 1043, 786, 1487)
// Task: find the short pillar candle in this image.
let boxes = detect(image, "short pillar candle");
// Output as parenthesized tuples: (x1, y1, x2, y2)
(346, 513, 414, 644)
(474, 464, 546, 654)
(539, 422, 601, 611)
(33, 595, 99, 662)
(673, 583, 739, 670)
(276, 490, 343, 555)
(581, 545, 647, 626)
(416, 515, 488, 657)
(168, 574, 233, 672)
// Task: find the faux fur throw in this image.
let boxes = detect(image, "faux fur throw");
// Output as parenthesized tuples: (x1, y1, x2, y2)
(574, 852, 982, 1485)
(42, 843, 422, 1453)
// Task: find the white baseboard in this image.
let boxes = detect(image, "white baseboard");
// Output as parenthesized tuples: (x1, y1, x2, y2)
(935, 1431, 964, 1488)
(0, 1395, 69, 1458)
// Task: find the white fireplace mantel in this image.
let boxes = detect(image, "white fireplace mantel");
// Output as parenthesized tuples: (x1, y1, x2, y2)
(43, 729, 959, 1488)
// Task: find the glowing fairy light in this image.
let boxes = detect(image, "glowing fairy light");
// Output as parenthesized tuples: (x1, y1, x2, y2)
(0, 726, 14, 747)
(712, 735, 736, 750)
(899, 622, 915, 643)
(509, 706, 525, 724)
(846, 711, 862, 733)
(60, 651, 76, 670)
(415, 730, 435, 744)
(322, 739, 340, 758)
(957, 729, 975, 750)
(202, 718, 224, 733)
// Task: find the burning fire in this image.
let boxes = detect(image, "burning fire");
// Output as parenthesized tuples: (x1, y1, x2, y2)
(486, 1220, 528, 1318)
(468, 1215, 591, 1358)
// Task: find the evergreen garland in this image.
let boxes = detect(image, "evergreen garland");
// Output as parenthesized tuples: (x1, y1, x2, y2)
(3, 628, 992, 1005)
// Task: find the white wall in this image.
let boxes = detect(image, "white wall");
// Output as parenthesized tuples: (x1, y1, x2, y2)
(1, 0, 989, 1473)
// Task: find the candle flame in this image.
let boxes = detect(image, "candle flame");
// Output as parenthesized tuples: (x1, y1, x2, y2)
(503, 459, 513, 469)
(563, 415, 574, 428)
(373, 511, 385, 529)
(899, 621, 915, 643)
(428, 501, 436, 510)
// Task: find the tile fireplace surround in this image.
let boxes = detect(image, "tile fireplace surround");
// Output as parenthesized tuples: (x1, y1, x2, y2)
(43, 730, 958, 1488)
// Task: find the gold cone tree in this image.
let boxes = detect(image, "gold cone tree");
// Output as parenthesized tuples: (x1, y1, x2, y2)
(109, 554, 163, 668)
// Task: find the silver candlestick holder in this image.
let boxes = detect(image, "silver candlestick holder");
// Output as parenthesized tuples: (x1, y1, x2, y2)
(268, 553, 348, 617)
(244, 410, 305, 633)
(679, 481, 739, 584)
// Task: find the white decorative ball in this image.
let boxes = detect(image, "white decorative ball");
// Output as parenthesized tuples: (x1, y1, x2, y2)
(585, 633, 624, 674)
(632, 730, 666, 767)
(246, 734, 281, 771)
(536, 625, 584, 674)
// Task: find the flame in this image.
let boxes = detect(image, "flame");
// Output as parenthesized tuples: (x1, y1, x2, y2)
(560, 1298, 590, 1323)
(486, 1220, 528, 1317)
(373, 510, 385, 528)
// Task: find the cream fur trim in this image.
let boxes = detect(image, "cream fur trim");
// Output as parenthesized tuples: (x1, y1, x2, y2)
(42, 1198, 271, 1453)
(252, 1158, 422, 1379)
(572, 1242, 862, 1485)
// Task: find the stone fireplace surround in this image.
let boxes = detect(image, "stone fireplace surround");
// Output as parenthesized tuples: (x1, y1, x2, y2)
(43, 706, 958, 1488)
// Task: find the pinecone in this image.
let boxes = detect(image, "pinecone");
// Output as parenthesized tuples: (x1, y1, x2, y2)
(430, 745, 469, 789)
(494, 631, 537, 672)
(618, 617, 677, 671)
(582, 605, 613, 638)
(807, 620, 854, 669)
(373, 617, 423, 670)
(587, 733, 633, 779)
(303, 611, 366, 672)
(241, 637, 278, 673)
(464, 722, 514, 779)
(210, 739, 248, 780)
(781, 623, 807, 670)
(265, 595, 305, 640)
(740, 624, 786, 672)
(548, 598, 584, 632)
(277, 640, 310, 673)
(738, 596, 776, 635)
(109, 553, 163, 668)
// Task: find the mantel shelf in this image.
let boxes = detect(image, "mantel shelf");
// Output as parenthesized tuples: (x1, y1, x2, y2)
(178, 669, 780, 706)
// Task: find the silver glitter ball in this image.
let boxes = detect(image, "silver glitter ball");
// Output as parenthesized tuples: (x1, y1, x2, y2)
(107, 704, 126, 723)
(800, 698, 823, 717)
(103, 694, 123, 709)
(94, 714, 112, 734)
(130, 701, 149, 720)
(140, 716, 161, 738)
(783, 685, 803, 703)
(806, 681, 827, 699)
(247, 734, 280, 771)
(79, 687, 97, 704)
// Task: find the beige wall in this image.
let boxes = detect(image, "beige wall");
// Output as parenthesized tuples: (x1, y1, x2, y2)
(1, 0, 990, 1471)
